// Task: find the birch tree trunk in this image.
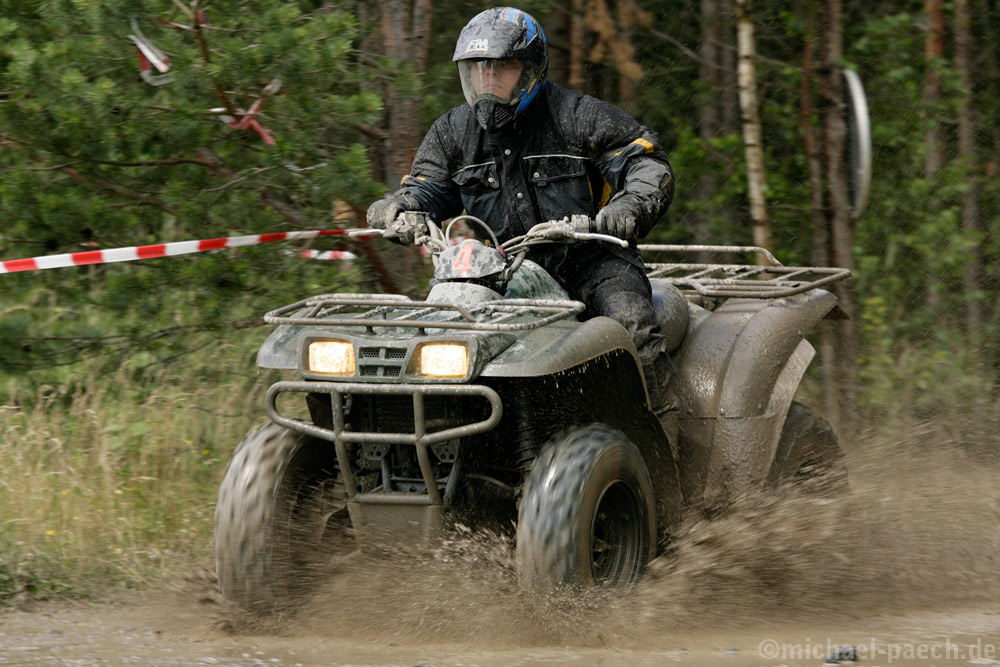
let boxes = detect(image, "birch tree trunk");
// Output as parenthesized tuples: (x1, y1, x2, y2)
(954, 0, 984, 343)
(734, 0, 771, 258)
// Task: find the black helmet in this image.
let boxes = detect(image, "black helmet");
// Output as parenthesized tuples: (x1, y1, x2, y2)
(453, 7, 549, 132)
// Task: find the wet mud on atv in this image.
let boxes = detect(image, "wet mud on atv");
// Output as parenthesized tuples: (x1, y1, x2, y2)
(213, 215, 851, 613)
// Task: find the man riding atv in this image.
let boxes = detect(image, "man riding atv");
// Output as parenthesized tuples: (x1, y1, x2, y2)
(211, 5, 852, 615)
(367, 6, 676, 412)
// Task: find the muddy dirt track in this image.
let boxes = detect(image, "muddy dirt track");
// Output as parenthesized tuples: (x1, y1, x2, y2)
(2, 425, 999, 666)
(3, 599, 1000, 666)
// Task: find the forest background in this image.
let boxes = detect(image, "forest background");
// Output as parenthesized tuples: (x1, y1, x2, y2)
(1, 0, 997, 603)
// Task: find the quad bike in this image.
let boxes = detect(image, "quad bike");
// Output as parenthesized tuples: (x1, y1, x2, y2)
(214, 214, 851, 613)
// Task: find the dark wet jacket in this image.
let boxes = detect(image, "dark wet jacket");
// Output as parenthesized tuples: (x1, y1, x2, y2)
(394, 82, 674, 272)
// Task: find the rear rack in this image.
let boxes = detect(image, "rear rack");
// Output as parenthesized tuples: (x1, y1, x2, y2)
(264, 294, 585, 332)
(639, 244, 851, 299)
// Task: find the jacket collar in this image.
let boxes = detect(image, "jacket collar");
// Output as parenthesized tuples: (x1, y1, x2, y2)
(486, 81, 550, 148)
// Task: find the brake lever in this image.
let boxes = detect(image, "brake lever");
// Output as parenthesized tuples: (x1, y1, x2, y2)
(573, 232, 629, 248)
(527, 224, 628, 248)
(413, 231, 434, 247)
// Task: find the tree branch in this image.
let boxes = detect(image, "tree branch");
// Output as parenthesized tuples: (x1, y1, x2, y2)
(191, 0, 240, 120)
(1, 133, 181, 213)
(646, 26, 728, 72)
(24, 161, 83, 171)
(85, 157, 219, 168)
(60, 165, 178, 214)
(646, 26, 792, 72)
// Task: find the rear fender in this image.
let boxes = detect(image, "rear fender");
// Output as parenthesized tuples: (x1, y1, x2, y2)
(671, 289, 837, 506)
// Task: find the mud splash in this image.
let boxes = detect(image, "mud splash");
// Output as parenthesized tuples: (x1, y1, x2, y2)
(201, 417, 1000, 650)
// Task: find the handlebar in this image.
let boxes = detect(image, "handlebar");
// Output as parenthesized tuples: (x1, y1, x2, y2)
(360, 214, 629, 255)
(496, 219, 627, 259)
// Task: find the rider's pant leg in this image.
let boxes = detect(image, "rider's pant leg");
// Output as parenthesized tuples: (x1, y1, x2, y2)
(562, 254, 673, 409)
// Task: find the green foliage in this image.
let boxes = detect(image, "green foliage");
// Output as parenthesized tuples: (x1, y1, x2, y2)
(0, 536, 77, 606)
(858, 294, 993, 422)
(842, 6, 1000, 400)
(619, 1, 1000, 410)
(0, 0, 384, 378)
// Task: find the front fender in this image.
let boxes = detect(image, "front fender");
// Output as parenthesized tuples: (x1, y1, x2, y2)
(257, 323, 302, 370)
(480, 316, 641, 380)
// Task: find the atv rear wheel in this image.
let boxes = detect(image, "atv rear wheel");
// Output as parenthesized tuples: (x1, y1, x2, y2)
(768, 401, 847, 492)
(516, 424, 656, 591)
(214, 422, 349, 614)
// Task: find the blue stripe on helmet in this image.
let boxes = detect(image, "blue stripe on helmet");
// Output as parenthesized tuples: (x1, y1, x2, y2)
(525, 16, 536, 43)
(516, 80, 543, 115)
(507, 8, 518, 22)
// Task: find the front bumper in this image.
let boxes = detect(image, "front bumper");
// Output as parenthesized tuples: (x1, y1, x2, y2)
(266, 381, 503, 507)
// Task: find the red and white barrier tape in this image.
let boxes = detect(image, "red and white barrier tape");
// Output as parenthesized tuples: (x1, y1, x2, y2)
(0, 229, 364, 274)
(128, 19, 174, 86)
(298, 249, 358, 261)
(208, 78, 282, 145)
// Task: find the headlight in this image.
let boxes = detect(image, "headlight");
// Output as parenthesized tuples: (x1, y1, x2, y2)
(308, 340, 355, 376)
(416, 343, 468, 378)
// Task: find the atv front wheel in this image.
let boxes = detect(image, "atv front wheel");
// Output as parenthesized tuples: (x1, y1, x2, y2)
(516, 424, 656, 591)
(214, 422, 349, 614)
(768, 401, 847, 492)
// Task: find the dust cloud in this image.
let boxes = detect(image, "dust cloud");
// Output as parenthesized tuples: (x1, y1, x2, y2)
(190, 418, 1000, 650)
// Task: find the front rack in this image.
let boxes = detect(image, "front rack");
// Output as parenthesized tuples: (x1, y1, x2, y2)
(264, 294, 585, 333)
(639, 244, 851, 299)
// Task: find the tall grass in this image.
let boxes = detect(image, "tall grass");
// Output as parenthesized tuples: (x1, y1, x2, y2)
(0, 350, 276, 605)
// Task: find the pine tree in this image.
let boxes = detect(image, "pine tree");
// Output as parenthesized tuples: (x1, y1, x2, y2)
(0, 1, 388, 373)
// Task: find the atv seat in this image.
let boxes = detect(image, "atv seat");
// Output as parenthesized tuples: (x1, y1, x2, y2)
(649, 279, 689, 353)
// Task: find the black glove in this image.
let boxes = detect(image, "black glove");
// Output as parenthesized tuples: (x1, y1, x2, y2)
(593, 200, 638, 239)
(382, 211, 428, 246)
(366, 192, 420, 230)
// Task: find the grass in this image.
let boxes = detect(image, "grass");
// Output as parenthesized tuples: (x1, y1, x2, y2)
(0, 345, 276, 607)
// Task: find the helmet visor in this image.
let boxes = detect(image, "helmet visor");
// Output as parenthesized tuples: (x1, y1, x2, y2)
(458, 58, 536, 108)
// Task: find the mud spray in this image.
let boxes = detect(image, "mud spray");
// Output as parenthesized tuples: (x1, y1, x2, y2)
(178, 418, 999, 650)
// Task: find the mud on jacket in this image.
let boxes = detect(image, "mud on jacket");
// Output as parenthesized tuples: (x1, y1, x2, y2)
(393, 82, 675, 274)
